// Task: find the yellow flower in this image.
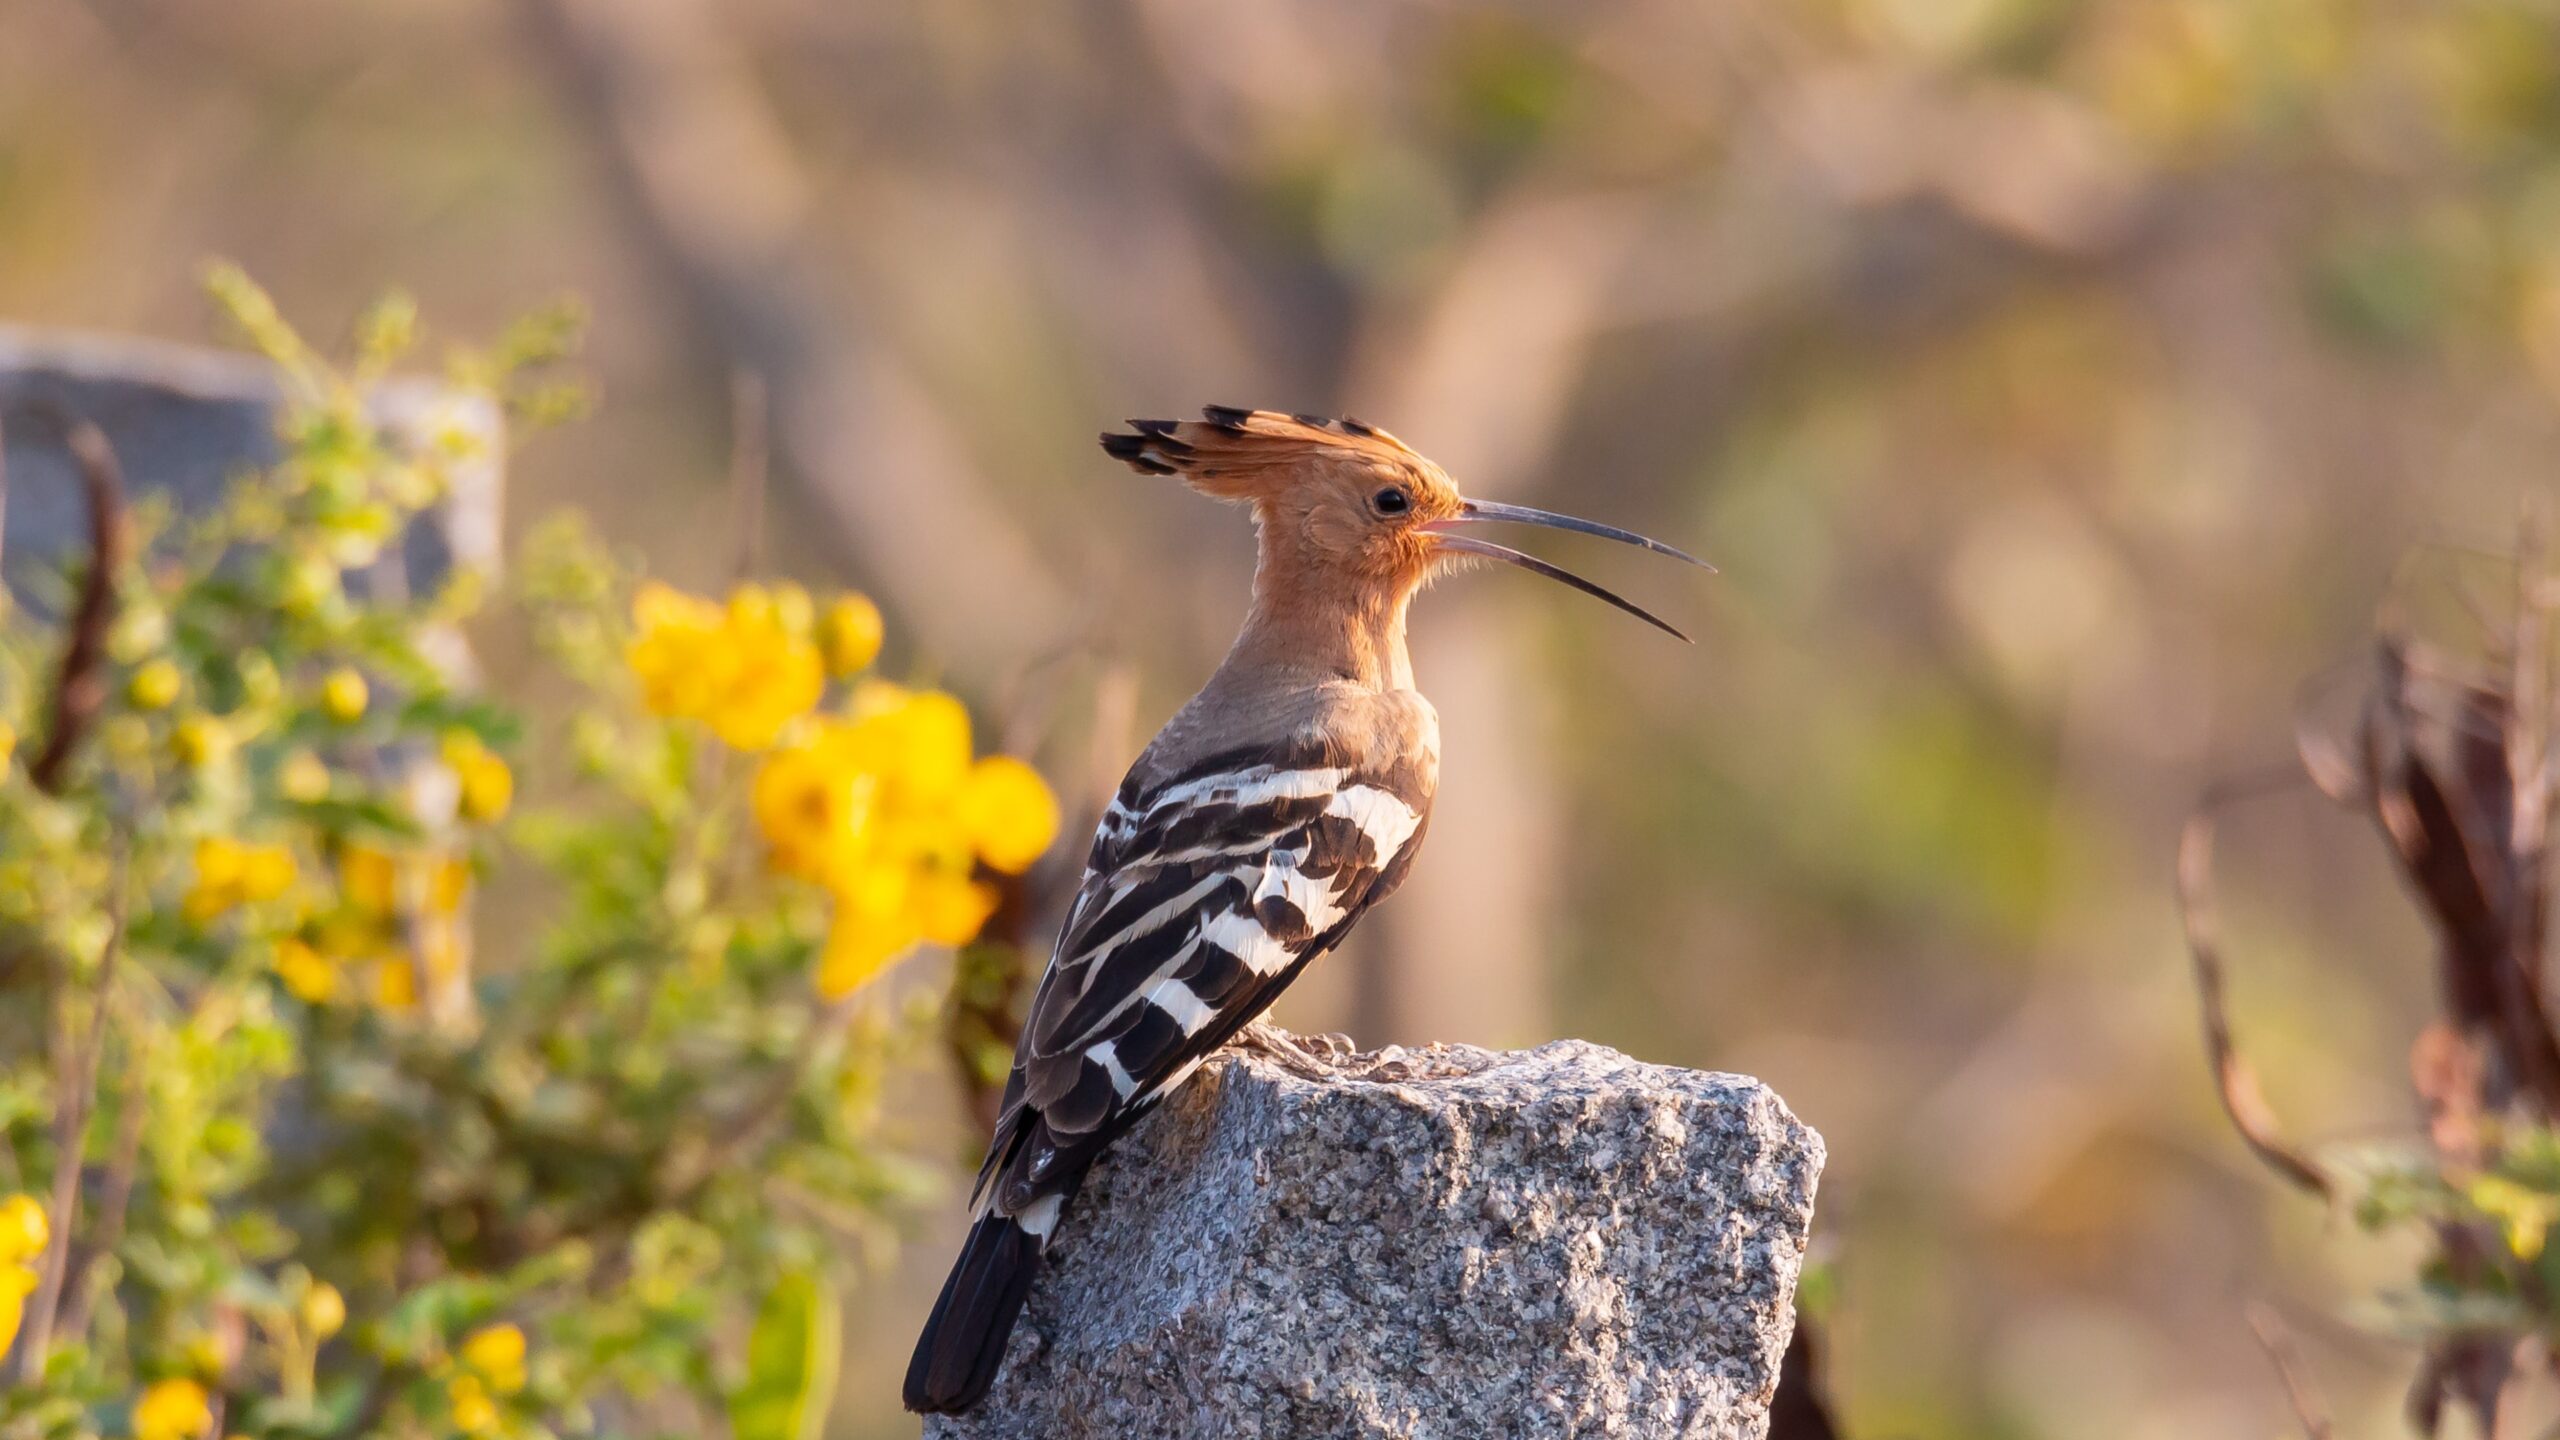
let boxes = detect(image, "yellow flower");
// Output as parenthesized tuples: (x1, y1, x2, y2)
(340, 846, 399, 914)
(448, 1374, 497, 1435)
(170, 716, 232, 770)
(0, 1262, 35, 1359)
(321, 668, 369, 723)
(0, 1194, 42, 1355)
(818, 593, 883, 677)
(816, 912, 904, 1001)
(186, 837, 298, 922)
(752, 734, 873, 886)
(754, 581, 816, 636)
(129, 660, 182, 711)
(273, 938, 338, 1004)
(443, 733, 512, 823)
(850, 682, 973, 802)
(302, 1282, 346, 1340)
(0, 1195, 47, 1265)
(280, 750, 332, 802)
(706, 636, 822, 754)
(132, 1378, 212, 1440)
(370, 959, 418, 1012)
(913, 872, 1001, 947)
(429, 856, 472, 915)
(627, 582, 823, 750)
(741, 662, 1049, 992)
(0, 720, 17, 768)
(726, 582, 776, 629)
(959, 757, 1060, 875)
(460, 1322, 527, 1394)
(626, 582, 725, 719)
(844, 851, 919, 917)
(243, 847, 296, 900)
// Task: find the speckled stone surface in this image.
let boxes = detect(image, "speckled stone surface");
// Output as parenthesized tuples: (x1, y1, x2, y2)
(925, 1037, 1824, 1440)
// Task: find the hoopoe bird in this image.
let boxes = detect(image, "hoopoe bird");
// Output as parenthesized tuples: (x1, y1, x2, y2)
(904, 406, 1704, 1415)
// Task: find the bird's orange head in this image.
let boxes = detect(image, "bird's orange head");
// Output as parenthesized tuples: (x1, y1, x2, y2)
(1102, 406, 1706, 640)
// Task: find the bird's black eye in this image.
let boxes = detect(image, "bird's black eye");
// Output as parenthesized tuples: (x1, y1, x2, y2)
(1372, 486, 1411, 516)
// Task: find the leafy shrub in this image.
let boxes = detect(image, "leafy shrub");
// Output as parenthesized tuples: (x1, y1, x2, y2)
(0, 273, 1056, 1439)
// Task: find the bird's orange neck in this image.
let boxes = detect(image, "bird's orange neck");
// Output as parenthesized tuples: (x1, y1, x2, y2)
(1217, 526, 1419, 695)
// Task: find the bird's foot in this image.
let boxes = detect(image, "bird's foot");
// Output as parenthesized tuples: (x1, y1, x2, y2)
(1233, 1019, 1357, 1079)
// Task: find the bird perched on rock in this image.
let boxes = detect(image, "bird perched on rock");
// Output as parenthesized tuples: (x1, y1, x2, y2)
(905, 407, 1705, 1414)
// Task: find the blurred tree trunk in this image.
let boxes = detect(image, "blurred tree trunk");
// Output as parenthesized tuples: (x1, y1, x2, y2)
(1341, 194, 1652, 1046)
(511, 0, 1070, 688)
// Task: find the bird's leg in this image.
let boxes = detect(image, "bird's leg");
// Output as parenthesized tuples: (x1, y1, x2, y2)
(1232, 1018, 1356, 1079)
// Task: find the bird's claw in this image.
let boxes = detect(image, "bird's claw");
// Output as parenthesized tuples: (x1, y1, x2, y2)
(1233, 1019, 1357, 1079)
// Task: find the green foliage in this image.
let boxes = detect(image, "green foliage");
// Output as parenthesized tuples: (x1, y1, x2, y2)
(2343, 1125, 2560, 1341)
(0, 277, 1039, 1439)
(723, 1274, 837, 1440)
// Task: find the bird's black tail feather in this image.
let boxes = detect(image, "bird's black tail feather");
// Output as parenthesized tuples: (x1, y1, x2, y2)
(903, 1204, 1054, 1414)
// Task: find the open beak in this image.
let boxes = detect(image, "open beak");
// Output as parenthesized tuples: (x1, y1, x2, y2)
(1422, 499, 1709, 643)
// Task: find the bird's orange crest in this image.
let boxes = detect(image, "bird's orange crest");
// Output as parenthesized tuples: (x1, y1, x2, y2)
(1102, 407, 1439, 496)
(1102, 407, 1462, 587)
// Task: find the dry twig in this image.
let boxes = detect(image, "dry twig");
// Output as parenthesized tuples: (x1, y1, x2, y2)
(26, 417, 127, 795)
(2175, 775, 2335, 1199)
(54, 1038, 151, 1345)
(2245, 1301, 2337, 1440)
(16, 830, 130, 1380)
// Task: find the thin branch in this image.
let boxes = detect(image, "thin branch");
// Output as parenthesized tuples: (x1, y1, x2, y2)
(2290, 657, 2374, 806)
(16, 829, 130, 1379)
(727, 368, 767, 583)
(2176, 774, 2335, 1199)
(52, 1031, 150, 1344)
(2504, 497, 2555, 1063)
(2246, 1301, 2337, 1440)
(27, 418, 127, 795)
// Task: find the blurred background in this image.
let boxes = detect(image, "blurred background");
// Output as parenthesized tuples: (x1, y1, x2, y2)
(11, 0, 2560, 1433)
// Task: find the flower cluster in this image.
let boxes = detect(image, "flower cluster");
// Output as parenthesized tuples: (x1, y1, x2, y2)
(626, 583, 829, 751)
(0, 1194, 46, 1358)
(184, 837, 297, 924)
(274, 844, 474, 1010)
(183, 824, 487, 1011)
(442, 731, 514, 824)
(627, 581, 1058, 997)
(442, 1323, 529, 1435)
(757, 684, 1060, 997)
(131, 1378, 211, 1440)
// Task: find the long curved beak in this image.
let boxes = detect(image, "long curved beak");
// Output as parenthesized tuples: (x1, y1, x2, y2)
(1421, 499, 1707, 643)
(1443, 499, 1714, 571)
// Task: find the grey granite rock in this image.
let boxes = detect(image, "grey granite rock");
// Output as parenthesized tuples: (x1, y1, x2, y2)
(925, 1037, 1824, 1440)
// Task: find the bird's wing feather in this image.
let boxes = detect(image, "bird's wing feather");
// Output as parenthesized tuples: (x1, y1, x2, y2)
(970, 738, 1429, 1216)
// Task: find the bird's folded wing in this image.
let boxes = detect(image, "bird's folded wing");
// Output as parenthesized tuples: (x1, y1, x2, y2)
(973, 742, 1428, 1215)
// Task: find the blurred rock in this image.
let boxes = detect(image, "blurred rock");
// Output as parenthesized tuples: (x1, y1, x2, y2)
(0, 324, 502, 589)
(927, 1037, 1823, 1440)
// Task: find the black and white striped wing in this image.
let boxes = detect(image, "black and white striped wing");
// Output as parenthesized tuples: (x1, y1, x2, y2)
(973, 744, 1430, 1225)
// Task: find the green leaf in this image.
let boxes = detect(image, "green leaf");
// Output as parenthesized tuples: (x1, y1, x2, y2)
(726, 1270, 840, 1440)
